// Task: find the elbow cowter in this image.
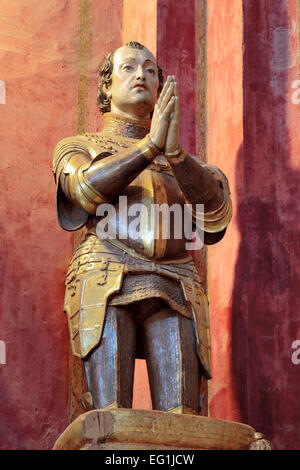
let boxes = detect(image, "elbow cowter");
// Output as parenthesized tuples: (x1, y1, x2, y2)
(191, 164, 232, 234)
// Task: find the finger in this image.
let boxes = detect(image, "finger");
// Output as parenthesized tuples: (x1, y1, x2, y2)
(156, 76, 170, 107)
(173, 81, 178, 97)
(163, 96, 175, 119)
(156, 76, 172, 108)
(174, 95, 180, 120)
(160, 82, 175, 112)
(166, 96, 179, 126)
(166, 97, 179, 138)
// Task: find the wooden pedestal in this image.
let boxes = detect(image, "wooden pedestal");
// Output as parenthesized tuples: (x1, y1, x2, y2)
(53, 409, 273, 450)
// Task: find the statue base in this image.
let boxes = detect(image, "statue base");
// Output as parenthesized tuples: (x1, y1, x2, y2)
(53, 409, 273, 450)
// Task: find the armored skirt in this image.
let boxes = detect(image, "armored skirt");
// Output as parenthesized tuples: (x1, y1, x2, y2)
(64, 232, 211, 379)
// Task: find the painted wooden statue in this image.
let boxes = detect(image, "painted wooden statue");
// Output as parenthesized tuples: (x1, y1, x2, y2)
(53, 42, 232, 415)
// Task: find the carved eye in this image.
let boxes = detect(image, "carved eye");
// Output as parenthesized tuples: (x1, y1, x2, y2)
(123, 64, 133, 71)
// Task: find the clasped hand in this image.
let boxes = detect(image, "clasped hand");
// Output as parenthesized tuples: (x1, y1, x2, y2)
(150, 75, 180, 154)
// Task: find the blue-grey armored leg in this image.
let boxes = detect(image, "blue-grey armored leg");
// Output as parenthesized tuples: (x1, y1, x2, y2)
(83, 305, 136, 409)
(143, 309, 201, 414)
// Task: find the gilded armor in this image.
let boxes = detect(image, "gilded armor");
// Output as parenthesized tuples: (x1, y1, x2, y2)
(53, 113, 232, 380)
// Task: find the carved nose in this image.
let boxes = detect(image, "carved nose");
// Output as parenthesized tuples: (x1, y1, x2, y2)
(136, 66, 145, 80)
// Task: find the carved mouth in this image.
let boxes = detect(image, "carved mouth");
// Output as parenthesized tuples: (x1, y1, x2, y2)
(133, 84, 147, 90)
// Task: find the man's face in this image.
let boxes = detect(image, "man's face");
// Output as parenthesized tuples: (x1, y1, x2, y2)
(107, 46, 159, 120)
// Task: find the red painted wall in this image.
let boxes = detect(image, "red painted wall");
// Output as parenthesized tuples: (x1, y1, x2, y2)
(157, 0, 197, 156)
(208, 0, 300, 450)
(0, 1, 77, 449)
(234, 0, 300, 450)
(88, 0, 124, 133)
(207, 0, 244, 423)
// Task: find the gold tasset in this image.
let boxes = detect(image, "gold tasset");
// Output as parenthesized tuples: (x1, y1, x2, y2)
(181, 279, 211, 379)
(64, 253, 125, 358)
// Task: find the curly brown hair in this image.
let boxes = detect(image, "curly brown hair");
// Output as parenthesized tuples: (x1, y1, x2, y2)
(97, 41, 164, 114)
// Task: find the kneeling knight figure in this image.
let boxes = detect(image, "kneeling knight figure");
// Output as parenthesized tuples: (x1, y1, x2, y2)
(53, 41, 232, 415)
